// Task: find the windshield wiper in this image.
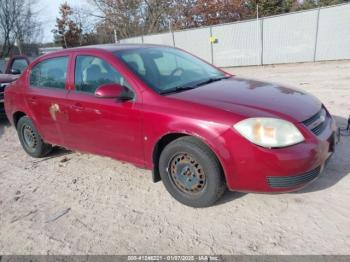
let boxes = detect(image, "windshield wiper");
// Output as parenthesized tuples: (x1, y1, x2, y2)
(194, 76, 230, 87)
(159, 85, 197, 95)
(159, 76, 230, 95)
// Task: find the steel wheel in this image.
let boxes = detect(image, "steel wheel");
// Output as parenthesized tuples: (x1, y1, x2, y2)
(22, 124, 37, 151)
(17, 116, 52, 158)
(159, 136, 227, 207)
(168, 153, 206, 195)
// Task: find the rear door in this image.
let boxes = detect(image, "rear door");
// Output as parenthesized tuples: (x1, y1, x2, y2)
(26, 56, 70, 145)
(64, 53, 144, 165)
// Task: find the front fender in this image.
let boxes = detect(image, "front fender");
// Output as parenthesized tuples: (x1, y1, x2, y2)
(144, 112, 233, 175)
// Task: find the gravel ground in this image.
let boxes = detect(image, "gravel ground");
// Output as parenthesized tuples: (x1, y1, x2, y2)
(0, 60, 349, 255)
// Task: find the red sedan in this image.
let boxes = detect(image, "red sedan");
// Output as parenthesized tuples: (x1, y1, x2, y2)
(4, 44, 339, 207)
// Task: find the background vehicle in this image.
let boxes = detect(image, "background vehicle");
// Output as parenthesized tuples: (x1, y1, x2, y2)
(0, 56, 30, 117)
(4, 45, 338, 207)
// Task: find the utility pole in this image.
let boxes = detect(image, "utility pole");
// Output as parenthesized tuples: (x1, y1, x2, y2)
(257, 3, 259, 60)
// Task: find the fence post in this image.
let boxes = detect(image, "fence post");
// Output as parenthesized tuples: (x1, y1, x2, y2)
(313, 7, 321, 62)
(141, 35, 144, 44)
(171, 31, 176, 47)
(210, 26, 214, 64)
(260, 18, 264, 65)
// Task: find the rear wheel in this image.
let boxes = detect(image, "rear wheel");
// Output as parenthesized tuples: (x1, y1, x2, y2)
(159, 136, 226, 207)
(17, 116, 52, 158)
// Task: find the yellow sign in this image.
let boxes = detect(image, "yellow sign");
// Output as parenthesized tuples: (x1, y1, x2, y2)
(209, 36, 218, 44)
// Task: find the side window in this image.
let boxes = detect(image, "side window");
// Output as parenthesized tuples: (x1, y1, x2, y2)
(12, 58, 28, 73)
(30, 57, 68, 89)
(75, 55, 131, 94)
(119, 53, 146, 76)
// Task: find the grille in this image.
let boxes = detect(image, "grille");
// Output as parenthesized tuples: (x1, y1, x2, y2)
(303, 110, 323, 126)
(267, 166, 321, 188)
(311, 121, 327, 136)
(302, 108, 328, 136)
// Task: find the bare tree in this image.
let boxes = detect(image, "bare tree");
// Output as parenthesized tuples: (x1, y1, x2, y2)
(14, 1, 42, 54)
(90, 0, 143, 39)
(0, 0, 22, 57)
(70, 6, 104, 45)
(89, 0, 191, 39)
(0, 0, 41, 57)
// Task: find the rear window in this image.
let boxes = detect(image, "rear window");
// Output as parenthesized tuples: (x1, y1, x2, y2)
(29, 57, 68, 89)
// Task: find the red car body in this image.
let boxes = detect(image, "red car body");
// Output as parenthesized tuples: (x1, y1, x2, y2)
(4, 45, 338, 193)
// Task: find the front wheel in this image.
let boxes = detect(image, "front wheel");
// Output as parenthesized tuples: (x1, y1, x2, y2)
(17, 116, 52, 158)
(159, 136, 226, 207)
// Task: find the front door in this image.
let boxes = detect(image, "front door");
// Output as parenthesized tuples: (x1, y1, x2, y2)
(65, 54, 144, 165)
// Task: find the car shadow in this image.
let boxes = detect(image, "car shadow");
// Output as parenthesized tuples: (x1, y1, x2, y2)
(0, 116, 10, 138)
(215, 191, 247, 206)
(42, 146, 73, 160)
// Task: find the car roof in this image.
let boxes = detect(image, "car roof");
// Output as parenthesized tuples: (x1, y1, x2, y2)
(34, 43, 174, 63)
(44, 43, 169, 56)
(30, 43, 177, 66)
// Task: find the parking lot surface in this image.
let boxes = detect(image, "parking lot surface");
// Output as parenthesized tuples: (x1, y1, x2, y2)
(0, 61, 349, 254)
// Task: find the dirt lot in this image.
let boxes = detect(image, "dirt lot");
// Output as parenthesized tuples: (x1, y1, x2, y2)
(0, 61, 349, 255)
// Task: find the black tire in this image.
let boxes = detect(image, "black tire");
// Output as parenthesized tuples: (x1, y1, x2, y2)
(17, 116, 52, 158)
(159, 136, 226, 207)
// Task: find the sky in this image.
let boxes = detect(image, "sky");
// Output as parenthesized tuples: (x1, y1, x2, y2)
(35, 0, 92, 43)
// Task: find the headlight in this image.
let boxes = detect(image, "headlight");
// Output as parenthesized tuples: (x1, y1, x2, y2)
(233, 118, 304, 148)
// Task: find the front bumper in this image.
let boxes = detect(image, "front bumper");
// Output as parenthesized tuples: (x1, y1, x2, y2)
(214, 112, 338, 193)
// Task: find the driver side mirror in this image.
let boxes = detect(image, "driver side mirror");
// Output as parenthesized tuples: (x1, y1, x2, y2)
(95, 83, 134, 101)
(10, 68, 21, 75)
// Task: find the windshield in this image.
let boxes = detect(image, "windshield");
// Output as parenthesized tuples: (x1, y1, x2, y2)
(114, 47, 225, 94)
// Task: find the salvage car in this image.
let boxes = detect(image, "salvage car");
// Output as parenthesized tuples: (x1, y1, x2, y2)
(0, 55, 29, 117)
(4, 44, 339, 207)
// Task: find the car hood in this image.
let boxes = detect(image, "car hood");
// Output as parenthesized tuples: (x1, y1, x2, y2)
(0, 74, 19, 83)
(169, 77, 321, 122)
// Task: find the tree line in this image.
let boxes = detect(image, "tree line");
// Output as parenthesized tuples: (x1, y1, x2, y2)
(0, 0, 41, 57)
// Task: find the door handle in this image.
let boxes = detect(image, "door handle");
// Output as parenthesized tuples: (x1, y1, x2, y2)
(28, 96, 38, 105)
(71, 103, 84, 111)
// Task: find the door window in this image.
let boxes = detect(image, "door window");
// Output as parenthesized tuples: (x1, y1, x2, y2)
(30, 57, 68, 89)
(74, 55, 130, 94)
